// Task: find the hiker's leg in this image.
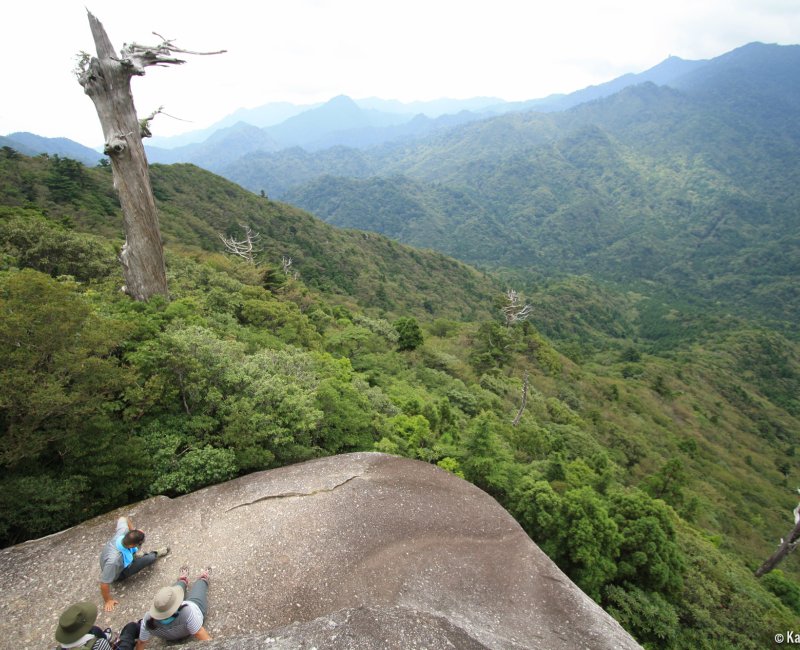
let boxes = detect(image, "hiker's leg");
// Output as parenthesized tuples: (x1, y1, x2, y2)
(186, 579, 209, 618)
(116, 621, 141, 650)
(118, 553, 157, 580)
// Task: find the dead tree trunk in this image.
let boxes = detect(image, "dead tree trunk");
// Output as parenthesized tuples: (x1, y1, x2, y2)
(77, 12, 223, 300)
(77, 13, 169, 300)
(755, 503, 800, 577)
(512, 371, 529, 426)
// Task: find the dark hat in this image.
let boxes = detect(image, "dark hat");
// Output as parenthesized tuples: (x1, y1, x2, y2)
(149, 585, 184, 620)
(55, 601, 98, 644)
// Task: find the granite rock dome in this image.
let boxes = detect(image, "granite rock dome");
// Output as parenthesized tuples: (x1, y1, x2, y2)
(0, 452, 641, 649)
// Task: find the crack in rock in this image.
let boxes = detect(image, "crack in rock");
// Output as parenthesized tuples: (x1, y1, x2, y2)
(226, 475, 362, 513)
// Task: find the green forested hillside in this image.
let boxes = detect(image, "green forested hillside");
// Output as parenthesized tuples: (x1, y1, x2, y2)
(224, 145, 376, 197)
(284, 88, 800, 331)
(0, 152, 497, 321)
(2, 149, 800, 648)
(272, 44, 800, 336)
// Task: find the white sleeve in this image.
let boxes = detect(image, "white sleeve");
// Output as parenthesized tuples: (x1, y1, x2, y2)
(138, 618, 152, 642)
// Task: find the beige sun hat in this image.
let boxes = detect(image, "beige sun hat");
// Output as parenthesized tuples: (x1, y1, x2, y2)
(149, 585, 185, 620)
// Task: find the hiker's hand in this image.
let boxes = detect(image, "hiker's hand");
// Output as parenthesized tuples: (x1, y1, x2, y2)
(104, 599, 119, 612)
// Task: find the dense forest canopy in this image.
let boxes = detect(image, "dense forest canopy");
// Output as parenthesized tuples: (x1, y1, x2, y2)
(1, 148, 799, 647)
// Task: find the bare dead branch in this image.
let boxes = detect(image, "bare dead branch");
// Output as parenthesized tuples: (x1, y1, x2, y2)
(139, 106, 192, 138)
(119, 36, 226, 74)
(139, 105, 164, 139)
(512, 371, 529, 426)
(503, 289, 533, 327)
(151, 32, 228, 56)
(219, 226, 260, 264)
(282, 256, 300, 280)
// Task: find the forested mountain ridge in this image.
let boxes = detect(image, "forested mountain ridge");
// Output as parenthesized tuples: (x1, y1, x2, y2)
(259, 43, 800, 334)
(0, 153, 497, 320)
(2, 136, 800, 646)
(1, 132, 103, 166)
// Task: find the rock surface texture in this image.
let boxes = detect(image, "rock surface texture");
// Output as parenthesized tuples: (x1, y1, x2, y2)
(0, 452, 642, 649)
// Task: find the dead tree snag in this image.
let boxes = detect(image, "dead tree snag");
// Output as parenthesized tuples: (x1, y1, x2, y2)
(755, 501, 800, 577)
(512, 372, 529, 426)
(76, 11, 224, 300)
(219, 226, 261, 265)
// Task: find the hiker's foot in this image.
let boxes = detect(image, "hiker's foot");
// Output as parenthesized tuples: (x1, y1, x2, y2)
(197, 566, 212, 583)
(178, 565, 190, 586)
(154, 546, 170, 559)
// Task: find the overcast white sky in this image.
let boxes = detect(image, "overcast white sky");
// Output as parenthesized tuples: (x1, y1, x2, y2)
(2, 0, 799, 147)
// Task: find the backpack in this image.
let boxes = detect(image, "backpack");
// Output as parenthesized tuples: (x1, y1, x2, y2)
(57, 628, 111, 650)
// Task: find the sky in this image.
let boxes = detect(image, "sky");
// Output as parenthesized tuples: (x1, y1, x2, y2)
(2, 0, 799, 148)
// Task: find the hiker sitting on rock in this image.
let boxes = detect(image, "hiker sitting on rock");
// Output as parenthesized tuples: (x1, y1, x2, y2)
(55, 602, 112, 650)
(55, 602, 140, 650)
(99, 516, 169, 612)
(135, 565, 213, 648)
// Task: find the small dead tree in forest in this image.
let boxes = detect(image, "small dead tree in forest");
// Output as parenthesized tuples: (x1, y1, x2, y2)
(512, 371, 529, 426)
(502, 289, 533, 327)
(76, 12, 224, 300)
(282, 256, 299, 280)
(755, 497, 800, 577)
(219, 226, 260, 264)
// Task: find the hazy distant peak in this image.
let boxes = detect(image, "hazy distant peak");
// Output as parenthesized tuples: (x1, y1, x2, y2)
(208, 121, 264, 138)
(356, 96, 505, 117)
(327, 94, 360, 106)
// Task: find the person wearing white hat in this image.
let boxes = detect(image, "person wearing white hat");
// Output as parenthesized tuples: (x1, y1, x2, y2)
(135, 565, 212, 648)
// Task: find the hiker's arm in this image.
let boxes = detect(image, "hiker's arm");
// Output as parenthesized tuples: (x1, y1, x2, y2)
(193, 627, 212, 641)
(135, 640, 148, 650)
(100, 582, 118, 612)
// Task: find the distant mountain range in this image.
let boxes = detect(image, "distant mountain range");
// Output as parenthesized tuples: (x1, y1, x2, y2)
(274, 42, 800, 334)
(143, 95, 497, 166)
(1, 48, 718, 169)
(1, 132, 104, 166)
(494, 54, 707, 114)
(130, 49, 722, 171)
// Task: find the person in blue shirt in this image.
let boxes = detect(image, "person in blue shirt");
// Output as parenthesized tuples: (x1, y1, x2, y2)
(98, 516, 169, 612)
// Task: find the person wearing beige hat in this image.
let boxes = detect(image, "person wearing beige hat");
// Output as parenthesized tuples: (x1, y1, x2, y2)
(54, 601, 112, 650)
(135, 565, 212, 648)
